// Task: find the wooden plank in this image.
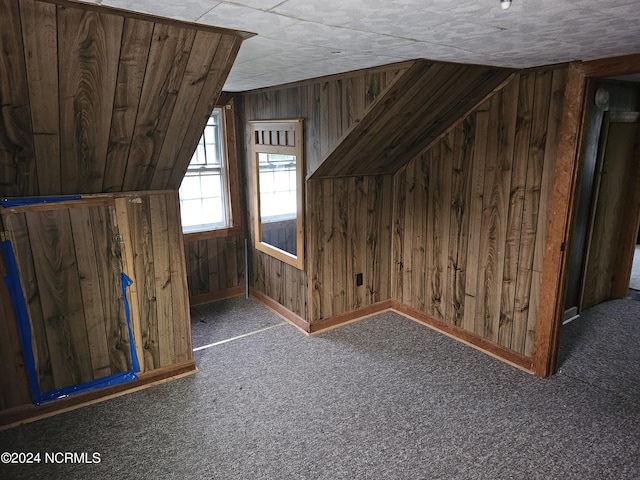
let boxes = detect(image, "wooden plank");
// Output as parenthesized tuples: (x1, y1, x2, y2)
(114, 197, 144, 372)
(151, 30, 222, 189)
(68, 207, 112, 378)
(511, 70, 553, 354)
(331, 178, 348, 316)
(25, 209, 93, 389)
(0, 241, 31, 409)
(149, 194, 175, 368)
(1, 213, 55, 392)
(476, 80, 518, 344)
(168, 35, 243, 189)
(424, 131, 452, 320)
(0, 0, 36, 197)
(207, 237, 220, 294)
(20, 0, 60, 196)
(125, 196, 159, 371)
(446, 117, 475, 327)
(463, 108, 489, 333)
(57, 4, 123, 194)
(122, 23, 195, 191)
(402, 160, 416, 308)
(498, 73, 534, 349)
(533, 64, 581, 375)
(306, 180, 321, 321)
(166, 192, 192, 363)
(89, 205, 131, 373)
(391, 167, 407, 303)
(103, 17, 153, 192)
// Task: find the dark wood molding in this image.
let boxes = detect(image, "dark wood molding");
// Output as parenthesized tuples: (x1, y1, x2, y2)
(532, 63, 588, 376)
(390, 301, 534, 373)
(0, 360, 197, 430)
(249, 288, 310, 333)
(38, 0, 254, 38)
(581, 53, 640, 77)
(308, 300, 394, 334)
(189, 286, 245, 306)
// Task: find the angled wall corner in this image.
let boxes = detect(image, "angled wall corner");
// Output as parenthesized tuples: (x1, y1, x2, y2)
(0, 0, 250, 197)
(310, 60, 514, 179)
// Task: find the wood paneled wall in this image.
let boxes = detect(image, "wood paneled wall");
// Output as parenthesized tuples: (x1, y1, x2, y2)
(115, 192, 192, 371)
(239, 63, 410, 318)
(392, 67, 567, 356)
(240, 62, 411, 176)
(313, 61, 513, 178)
(0, 191, 193, 415)
(0, 0, 247, 197)
(184, 234, 245, 300)
(307, 175, 393, 323)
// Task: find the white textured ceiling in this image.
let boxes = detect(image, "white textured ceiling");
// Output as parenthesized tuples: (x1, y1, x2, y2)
(87, 0, 640, 91)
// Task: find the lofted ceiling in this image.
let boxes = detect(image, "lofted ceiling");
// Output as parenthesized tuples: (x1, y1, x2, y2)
(79, 0, 640, 91)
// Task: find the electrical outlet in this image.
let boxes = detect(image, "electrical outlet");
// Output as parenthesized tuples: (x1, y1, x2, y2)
(356, 273, 363, 286)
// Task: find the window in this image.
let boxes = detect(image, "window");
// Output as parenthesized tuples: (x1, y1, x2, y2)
(250, 119, 304, 270)
(179, 107, 237, 234)
(258, 153, 297, 223)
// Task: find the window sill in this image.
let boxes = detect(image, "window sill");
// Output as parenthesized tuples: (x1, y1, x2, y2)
(183, 225, 242, 243)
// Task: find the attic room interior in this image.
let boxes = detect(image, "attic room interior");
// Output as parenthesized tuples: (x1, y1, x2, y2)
(1, 0, 639, 478)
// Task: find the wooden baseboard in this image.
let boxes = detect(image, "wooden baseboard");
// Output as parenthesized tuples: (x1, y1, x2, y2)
(189, 286, 244, 306)
(0, 360, 197, 431)
(308, 300, 394, 334)
(249, 288, 310, 333)
(246, 293, 534, 374)
(389, 301, 534, 373)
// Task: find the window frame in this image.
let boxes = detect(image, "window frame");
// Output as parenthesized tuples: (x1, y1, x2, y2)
(182, 97, 242, 242)
(250, 119, 305, 270)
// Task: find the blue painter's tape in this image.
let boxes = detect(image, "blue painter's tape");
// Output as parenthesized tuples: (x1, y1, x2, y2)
(1, 195, 82, 208)
(38, 371, 138, 404)
(1, 240, 41, 402)
(35, 273, 141, 403)
(2, 240, 140, 404)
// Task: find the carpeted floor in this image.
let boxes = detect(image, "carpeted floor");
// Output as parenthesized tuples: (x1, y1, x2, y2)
(1, 297, 638, 479)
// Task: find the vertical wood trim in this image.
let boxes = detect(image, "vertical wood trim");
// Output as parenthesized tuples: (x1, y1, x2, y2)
(114, 197, 145, 373)
(166, 193, 192, 362)
(533, 63, 587, 376)
(149, 194, 175, 367)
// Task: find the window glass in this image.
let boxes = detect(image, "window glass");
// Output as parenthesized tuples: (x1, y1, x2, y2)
(179, 108, 229, 233)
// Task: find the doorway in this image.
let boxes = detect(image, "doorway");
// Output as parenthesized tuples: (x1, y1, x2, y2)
(564, 78, 640, 319)
(579, 113, 640, 309)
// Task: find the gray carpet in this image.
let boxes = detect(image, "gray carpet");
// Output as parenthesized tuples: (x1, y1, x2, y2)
(1, 298, 639, 479)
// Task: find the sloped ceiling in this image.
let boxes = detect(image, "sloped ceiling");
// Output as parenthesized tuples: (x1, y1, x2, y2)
(311, 60, 514, 178)
(0, 0, 251, 197)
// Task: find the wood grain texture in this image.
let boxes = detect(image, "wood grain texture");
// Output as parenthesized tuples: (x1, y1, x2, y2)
(312, 61, 513, 178)
(103, 17, 153, 192)
(58, 4, 123, 194)
(393, 66, 568, 356)
(241, 62, 409, 177)
(2, 0, 246, 197)
(307, 175, 393, 324)
(20, 0, 60, 196)
(0, 243, 32, 410)
(0, 0, 36, 198)
(1, 213, 55, 392)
